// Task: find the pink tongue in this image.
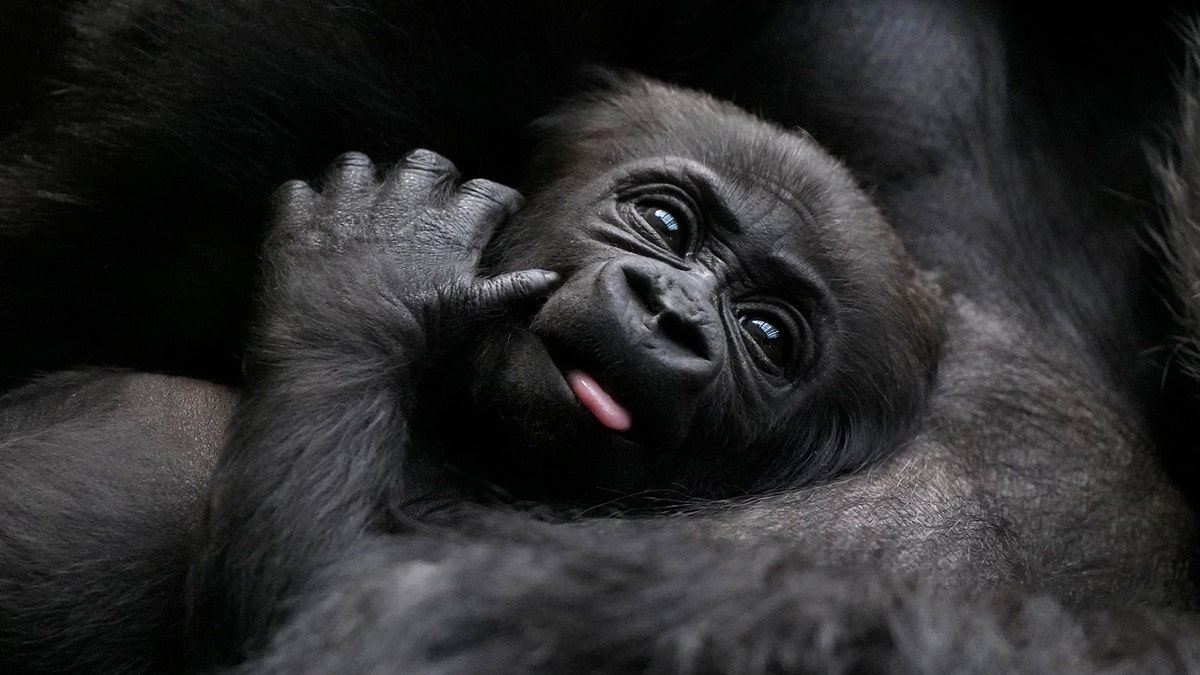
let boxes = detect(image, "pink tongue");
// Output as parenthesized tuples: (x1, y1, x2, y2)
(566, 370, 632, 431)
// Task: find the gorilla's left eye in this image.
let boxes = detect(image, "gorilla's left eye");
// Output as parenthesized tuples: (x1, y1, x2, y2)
(739, 315, 789, 367)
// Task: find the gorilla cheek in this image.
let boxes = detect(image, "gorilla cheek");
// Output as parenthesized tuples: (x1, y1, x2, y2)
(467, 332, 654, 493)
(470, 331, 575, 442)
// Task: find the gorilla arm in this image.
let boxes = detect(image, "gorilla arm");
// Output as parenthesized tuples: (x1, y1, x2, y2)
(187, 150, 559, 665)
(0, 371, 233, 674)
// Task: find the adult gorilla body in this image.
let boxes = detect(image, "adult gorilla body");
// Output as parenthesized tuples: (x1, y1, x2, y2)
(1, 0, 1199, 673)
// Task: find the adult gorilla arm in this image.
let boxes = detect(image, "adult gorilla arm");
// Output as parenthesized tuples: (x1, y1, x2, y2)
(231, 525, 1200, 675)
(0, 371, 232, 674)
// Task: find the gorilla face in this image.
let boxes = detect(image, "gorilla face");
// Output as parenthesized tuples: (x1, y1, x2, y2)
(435, 77, 943, 500)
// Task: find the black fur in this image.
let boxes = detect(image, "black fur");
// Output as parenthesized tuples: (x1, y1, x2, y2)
(0, 371, 232, 673)
(0, 0, 769, 388)
(1, 1, 1199, 673)
(182, 77, 953, 665)
(232, 512, 1200, 674)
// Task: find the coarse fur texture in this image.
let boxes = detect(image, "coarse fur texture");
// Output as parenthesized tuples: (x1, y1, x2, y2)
(1160, 23, 1200, 385)
(184, 81, 948, 666)
(1, 1, 1199, 673)
(0, 371, 233, 673)
(0, 0, 771, 388)
(229, 514, 1200, 675)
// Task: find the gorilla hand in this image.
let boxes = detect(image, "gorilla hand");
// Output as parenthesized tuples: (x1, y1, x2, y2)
(252, 148, 560, 375)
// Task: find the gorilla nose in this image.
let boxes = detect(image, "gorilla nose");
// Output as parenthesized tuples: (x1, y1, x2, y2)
(602, 257, 725, 388)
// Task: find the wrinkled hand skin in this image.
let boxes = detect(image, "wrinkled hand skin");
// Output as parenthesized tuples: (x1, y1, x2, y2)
(254, 149, 560, 375)
(187, 149, 560, 667)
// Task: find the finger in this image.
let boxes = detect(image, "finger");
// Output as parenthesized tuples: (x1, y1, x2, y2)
(321, 151, 379, 200)
(464, 269, 562, 317)
(380, 148, 460, 205)
(271, 179, 317, 224)
(266, 179, 323, 252)
(317, 153, 381, 239)
(444, 178, 524, 260)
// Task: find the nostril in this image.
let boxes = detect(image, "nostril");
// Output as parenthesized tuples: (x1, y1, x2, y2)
(657, 311, 712, 360)
(617, 261, 717, 363)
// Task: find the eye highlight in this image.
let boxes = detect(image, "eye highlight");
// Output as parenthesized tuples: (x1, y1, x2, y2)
(623, 187, 700, 258)
(744, 316, 781, 341)
(736, 304, 810, 375)
(635, 204, 686, 255)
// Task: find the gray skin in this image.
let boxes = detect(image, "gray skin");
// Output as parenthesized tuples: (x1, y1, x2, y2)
(0, 371, 234, 673)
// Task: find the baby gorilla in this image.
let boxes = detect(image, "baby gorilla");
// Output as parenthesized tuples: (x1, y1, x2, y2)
(448, 81, 944, 498)
(189, 76, 943, 663)
(225, 77, 942, 508)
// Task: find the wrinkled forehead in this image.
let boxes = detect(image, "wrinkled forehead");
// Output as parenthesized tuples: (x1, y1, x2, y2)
(565, 84, 871, 222)
(534, 79, 898, 263)
(647, 116, 888, 264)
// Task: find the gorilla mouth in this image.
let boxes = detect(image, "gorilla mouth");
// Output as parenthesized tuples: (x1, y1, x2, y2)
(535, 332, 634, 433)
(565, 369, 632, 432)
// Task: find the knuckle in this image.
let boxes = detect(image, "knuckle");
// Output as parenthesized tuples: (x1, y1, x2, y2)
(325, 152, 378, 191)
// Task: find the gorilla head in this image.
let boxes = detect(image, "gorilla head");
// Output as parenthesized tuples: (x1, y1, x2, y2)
(426, 76, 944, 500)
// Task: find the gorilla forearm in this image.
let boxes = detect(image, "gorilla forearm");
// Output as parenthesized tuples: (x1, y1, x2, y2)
(234, 514, 1200, 675)
(189, 151, 559, 662)
(0, 371, 233, 674)
(192, 358, 410, 652)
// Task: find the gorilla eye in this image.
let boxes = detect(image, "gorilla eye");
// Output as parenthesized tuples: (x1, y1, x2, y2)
(737, 309, 799, 373)
(633, 201, 691, 256)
